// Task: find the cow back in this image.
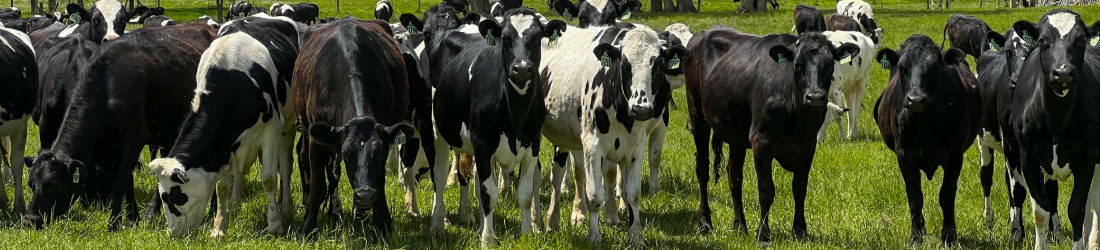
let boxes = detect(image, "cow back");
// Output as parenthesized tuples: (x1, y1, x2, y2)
(0, 27, 37, 127)
(34, 36, 98, 148)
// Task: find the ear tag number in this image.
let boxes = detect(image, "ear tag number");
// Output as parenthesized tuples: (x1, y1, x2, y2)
(407, 26, 420, 35)
(1022, 32, 1036, 46)
(1090, 36, 1099, 46)
(989, 40, 1001, 51)
(777, 55, 791, 69)
(563, 12, 573, 21)
(550, 30, 560, 47)
(668, 54, 680, 69)
(486, 31, 496, 46)
(72, 171, 80, 183)
(621, 9, 632, 20)
(839, 51, 852, 65)
(601, 51, 612, 67)
(880, 58, 891, 70)
(69, 14, 80, 23)
(395, 131, 407, 145)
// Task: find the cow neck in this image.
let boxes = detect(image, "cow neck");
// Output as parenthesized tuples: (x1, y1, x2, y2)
(488, 46, 538, 131)
(1018, 70, 1076, 139)
(50, 88, 110, 160)
(166, 109, 226, 169)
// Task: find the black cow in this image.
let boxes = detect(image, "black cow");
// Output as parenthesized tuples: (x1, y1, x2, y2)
(147, 15, 299, 238)
(873, 35, 981, 246)
(551, 0, 641, 28)
(375, 0, 393, 22)
(292, 3, 319, 25)
(226, 0, 253, 20)
(293, 17, 412, 238)
(196, 15, 219, 29)
(686, 28, 859, 243)
(270, 3, 296, 22)
(144, 15, 175, 28)
(826, 13, 860, 32)
(427, 8, 566, 245)
(32, 35, 98, 173)
(22, 23, 216, 231)
(1000, 10, 1100, 249)
(251, 6, 267, 16)
(0, 27, 36, 221)
(442, 0, 469, 14)
(793, 4, 825, 35)
(3, 19, 27, 33)
(27, 15, 58, 34)
(942, 14, 994, 59)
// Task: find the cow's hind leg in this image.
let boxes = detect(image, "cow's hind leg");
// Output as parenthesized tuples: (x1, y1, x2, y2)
(547, 146, 570, 231)
(261, 129, 285, 235)
(752, 149, 775, 244)
(844, 78, 867, 140)
(569, 149, 589, 226)
(212, 173, 233, 238)
(429, 136, 451, 236)
(727, 144, 749, 234)
(108, 141, 142, 232)
(9, 124, 26, 215)
(1068, 164, 1096, 250)
(693, 122, 714, 233)
(278, 128, 295, 219)
(474, 148, 499, 247)
(940, 154, 963, 246)
(647, 123, 667, 193)
(457, 153, 476, 225)
(978, 139, 996, 230)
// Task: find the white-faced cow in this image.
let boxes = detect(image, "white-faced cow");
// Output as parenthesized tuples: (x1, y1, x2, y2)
(816, 31, 874, 141)
(293, 17, 414, 238)
(551, 0, 641, 28)
(942, 14, 994, 60)
(144, 15, 175, 28)
(836, 0, 882, 47)
(427, 8, 566, 246)
(686, 28, 860, 243)
(147, 15, 299, 238)
(0, 26, 36, 221)
(226, 0, 253, 20)
(792, 4, 825, 35)
(42, 2, 127, 43)
(22, 23, 216, 231)
(873, 35, 981, 247)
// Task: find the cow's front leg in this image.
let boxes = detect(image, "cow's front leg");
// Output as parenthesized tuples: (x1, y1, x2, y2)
(792, 167, 809, 238)
(9, 125, 26, 215)
(603, 162, 620, 226)
(211, 173, 233, 238)
(1022, 159, 1053, 250)
(108, 142, 142, 232)
(584, 144, 606, 243)
(547, 146, 570, 231)
(517, 151, 539, 234)
(299, 142, 331, 237)
(400, 139, 423, 218)
(261, 133, 285, 236)
(624, 146, 646, 248)
(473, 149, 499, 247)
(569, 150, 589, 226)
(753, 150, 775, 244)
(1086, 164, 1100, 249)
(978, 138, 996, 230)
(899, 157, 926, 246)
(939, 154, 963, 246)
(1047, 180, 1062, 242)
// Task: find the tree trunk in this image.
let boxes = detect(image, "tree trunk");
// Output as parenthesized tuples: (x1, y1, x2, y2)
(663, 0, 677, 12)
(736, 0, 765, 12)
(677, 0, 698, 12)
(337, 0, 341, 13)
(651, 0, 663, 12)
(216, 0, 223, 22)
(471, 0, 490, 17)
(29, 0, 37, 14)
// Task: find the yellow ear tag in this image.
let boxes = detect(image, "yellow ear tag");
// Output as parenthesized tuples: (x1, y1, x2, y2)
(839, 51, 852, 65)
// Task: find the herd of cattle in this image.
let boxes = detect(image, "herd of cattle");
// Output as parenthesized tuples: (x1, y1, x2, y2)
(0, 0, 1097, 248)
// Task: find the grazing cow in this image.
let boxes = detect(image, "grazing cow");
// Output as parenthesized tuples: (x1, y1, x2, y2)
(292, 3, 319, 25)
(27, 15, 59, 34)
(792, 4, 825, 35)
(929, 0, 952, 9)
(32, 35, 98, 178)
(144, 15, 175, 28)
(197, 15, 220, 29)
(826, 13, 860, 32)
(686, 28, 860, 243)
(873, 35, 981, 246)
(942, 14, 994, 59)
(975, 25, 1045, 242)
(48, 1, 128, 43)
(375, 0, 393, 22)
(22, 23, 216, 231)
(227, 0, 253, 20)
(837, 0, 882, 47)
(816, 31, 874, 141)
(1000, 10, 1100, 250)
(551, 0, 641, 28)
(147, 15, 299, 238)
(251, 6, 267, 16)
(427, 8, 566, 246)
(0, 26, 36, 221)
(541, 22, 683, 247)
(293, 17, 413, 237)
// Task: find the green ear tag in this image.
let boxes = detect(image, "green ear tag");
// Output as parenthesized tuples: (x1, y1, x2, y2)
(563, 12, 573, 21)
(1022, 33, 1036, 46)
(839, 51, 852, 65)
(69, 14, 81, 24)
(395, 131, 407, 145)
(880, 58, 891, 70)
(72, 171, 80, 183)
(777, 55, 791, 69)
(601, 51, 612, 67)
(621, 9, 632, 20)
(668, 54, 680, 69)
(550, 30, 560, 47)
(486, 31, 496, 46)
(1090, 36, 1099, 46)
(407, 26, 420, 35)
(989, 40, 1001, 52)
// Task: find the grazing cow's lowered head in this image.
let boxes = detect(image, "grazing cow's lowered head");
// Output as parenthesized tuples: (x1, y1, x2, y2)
(197, 15, 220, 29)
(592, 27, 686, 120)
(875, 35, 966, 113)
(1017, 10, 1094, 100)
(477, 9, 568, 100)
(310, 118, 414, 211)
(22, 151, 83, 229)
(147, 157, 217, 237)
(770, 32, 862, 107)
(375, 0, 394, 22)
(226, 0, 253, 20)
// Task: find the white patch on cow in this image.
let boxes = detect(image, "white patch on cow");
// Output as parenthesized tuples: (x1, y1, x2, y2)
(458, 24, 479, 34)
(149, 158, 220, 237)
(621, 29, 661, 113)
(1050, 144, 1072, 181)
(58, 24, 79, 37)
(589, 0, 610, 13)
(414, 41, 426, 57)
(510, 78, 530, 95)
(1047, 12, 1078, 39)
(837, 0, 873, 18)
(161, 20, 172, 26)
(277, 4, 294, 15)
(96, 0, 124, 40)
(269, 3, 282, 14)
(0, 28, 33, 56)
(820, 31, 875, 141)
(376, 0, 390, 11)
(468, 58, 477, 81)
(664, 23, 693, 44)
(0, 33, 12, 52)
(1032, 196, 1052, 249)
(509, 15, 534, 39)
(192, 32, 279, 116)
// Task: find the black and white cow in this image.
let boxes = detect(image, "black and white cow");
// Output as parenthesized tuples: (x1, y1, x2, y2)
(489, 0, 504, 22)
(270, 3, 296, 22)
(226, 0, 253, 20)
(0, 26, 36, 221)
(144, 15, 175, 28)
(127, 5, 164, 25)
(792, 4, 825, 35)
(375, 0, 393, 22)
(428, 8, 566, 246)
(22, 23, 216, 231)
(197, 15, 220, 29)
(1000, 10, 1100, 250)
(27, 15, 59, 34)
(3, 19, 27, 34)
(942, 14, 994, 60)
(147, 15, 299, 238)
(837, 0, 882, 47)
(686, 28, 860, 243)
(49, 1, 127, 43)
(873, 35, 981, 246)
(551, 0, 641, 28)
(541, 22, 682, 247)
(816, 31, 874, 141)
(293, 17, 413, 237)
(0, 7, 18, 22)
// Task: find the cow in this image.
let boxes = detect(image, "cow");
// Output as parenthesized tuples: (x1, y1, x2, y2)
(21, 23, 216, 231)
(816, 31, 875, 141)
(792, 4, 825, 35)
(3, 19, 27, 33)
(442, 0, 469, 14)
(292, 3, 319, 25)
(144, 15, 175, 28)
(686, 28, 860, 243)
(27, 15, 59, 34)
(826, 13, 860, 32)
(974, 25, 1045, 242)
(426, 8, 566, 246)
(489, 0, 504, 22)
(942, 14, 994, 60)
(998, 10, 1100, 250)
(227, 0, 253, 20)
(44, 1, 128, 43)
(293, 17, 413, 237)
(375, 0, 393, 22)
(251, 6, 267, 16)
(270, 3, 296, 22)
(146, 15, 299, 238)
(873, 35, 981, 246)
(929, 0, 952, 9)
(0, 7, 19, 22)
(551, 0, 642, 28)
(634, 22, 692, 192)
(0, 26, 36, 222)
(32, 35, 98, 187)
(540, 22, 683, 248)
(837, 0, 882, 47)
(197, 15, 219, 29)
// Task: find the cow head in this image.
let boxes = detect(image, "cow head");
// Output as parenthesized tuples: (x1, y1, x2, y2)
(986, 25, 1037, 87)
(1017, 10, 1090, 99)
(875, 35, 964, 113)
(659, 23, 693, 90)
(375, 0, 394, 22)
(270, 3, 297, 21)
(478, 9, 568, 96)
(27, 15, 58, 34)
(310, 117, 414, 211)
(421, 4, 463, 40)
(769, 32, 861, 107)
(197, 15, 220, 29)
(490, 0, 504, 22)
(147, 157, 219, 237)
(550, 0, 579, 22)
(21, 151, 83, 229)
(856, 13, 882, 47)
(90, 0, 127, 42)
(590, 28, 682, 120)
(251, 6, 267, 16)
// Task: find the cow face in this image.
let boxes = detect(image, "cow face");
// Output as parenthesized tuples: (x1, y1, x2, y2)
(89, 0, 127, 42)
(769, 33, 861, 107)
(875, 35, 965, 113)
(309, 117, 414, 211)
(490, 0, 504, 22)
(477, 10, 568, 96)
(21, 151, 83, 229)
(855, 14, 882, 47)
(375, 0, 394, 22)
(591, 29, 680, 120)
(444, 0, 470, 14)
(147, 158, 220, 237)
(1019, 10, 1090, 99)
(987, 26, 1036, 87)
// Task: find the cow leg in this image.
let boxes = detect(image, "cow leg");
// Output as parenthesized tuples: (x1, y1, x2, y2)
(299, 141, 330, 237)
(278, 129, 294, 219)
(753, 149, 775, 244)
(816, 104, 835, 142)
(899, 157, 926, 246)
(260, 131, 285, 236)
(8, 124, 26, 215)
(1086, 164, 1100, 249)
(326, 156, 342, 221)
(603, 161, 620, 226)
(517, 151, 538, 234)
(297, 133, 311, 208)
(845, 78, 867, 140)
(429, 135, 451, 236)
(693, 125, 715, 234)
(399, 140, 422, 218)
(143, 188, 163, 220)
(473, 148, 499, 247)
(1, 137, 10, 184)
(727, 144, 749, 233)
(792, 166, 810, 238)
(624, 146, 646, 248)
(1022, 158, 1054, 250)
(108, 142, 141, 232)
(458, 153, 476, 225)
(940, 155, 963, 246)
(1068, 164, 1097, 250)
(570, 149, 589, 226)
(648, 124, 667, 194)
(584, 144, 607, 243)
(211, 173, 232, 238)
(547, 146, 570, 231)
(978, 140, 996, 230)
(1047, 180, 1062, 242)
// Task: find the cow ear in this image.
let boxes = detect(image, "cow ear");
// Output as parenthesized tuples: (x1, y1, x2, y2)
(463, 13, 481, 25)
(170, 168, 189, 184)
(65, 3, 90, 24)
(986, 31, 1007, 52)
(551, 0, 578, 21)
(68, 160, 82, 174)
(378, 122, 416, 145)
(942, 48, 966, 66)
(399, 14, 424, 35)
(875, 48, 898, 70)
(1011, 20, 1039, 46)
(593, 43, 622, 66)
(662, 44, 688, 74)
(767, 45, 794, 69)
(833, 43, 861, 63)
(543, 20, 568, 38)
(309, 123, 346, 145)
(478, 19, 502, 45)
(23, 156, 35, 169)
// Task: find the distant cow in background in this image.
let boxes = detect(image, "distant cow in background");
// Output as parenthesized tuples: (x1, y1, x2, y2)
(817, 31, 875, 141)
(227, 0, 253, 20)
(942, 14, 994, 59)
(551, 0, 642, 28)
(837, 0, 882, 47)
(144, 15, 175, 28)
(375, 0, 393, 22)
(292, 3, 319, 25)
(792, 4, 825, 34)
(826, 13, 860, 32)
(196, 15, 219, 29)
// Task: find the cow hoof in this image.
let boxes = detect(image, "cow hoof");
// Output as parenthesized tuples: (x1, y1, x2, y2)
(269, 224, 286, 236)
(570, 212, 586, 226)
(982, 211, 995, 230)
(941, 230, 957, 246)
(210, 229, 226, 238)
(587, 230, 602, 243)
(908, 234, 924, 248)
(431, 225, 445, 237)
(630, 236, 646, 249)
(1010, 227, 1024, 242)
(648, 183, 659, 195)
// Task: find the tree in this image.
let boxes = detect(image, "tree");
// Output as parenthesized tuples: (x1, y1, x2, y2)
(676, 0, 698, 12)
(217, 0, 223, 22)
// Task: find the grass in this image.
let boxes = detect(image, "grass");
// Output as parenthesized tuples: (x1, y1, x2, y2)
(4, 0, 1100, 248)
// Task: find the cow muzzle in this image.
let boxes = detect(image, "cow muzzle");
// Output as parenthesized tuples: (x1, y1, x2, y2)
(804, 92, 826, 107)
(630, 105, 653, 120)
(510, 63, 533, 83)
(1052, 64, 1075, 85)
(906, 94, 926, 112)
(353, 188, 377, 210)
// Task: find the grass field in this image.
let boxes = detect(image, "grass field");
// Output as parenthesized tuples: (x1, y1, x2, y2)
(4, 0, 1100, 248)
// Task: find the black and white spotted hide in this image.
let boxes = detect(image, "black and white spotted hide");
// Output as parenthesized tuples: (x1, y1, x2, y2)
(0, 27, 37, 221)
